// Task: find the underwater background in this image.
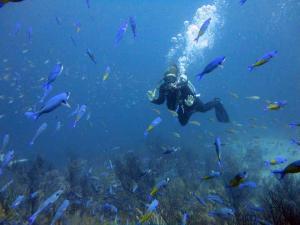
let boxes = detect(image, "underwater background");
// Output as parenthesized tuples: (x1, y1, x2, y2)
(0, 0, 300, 224)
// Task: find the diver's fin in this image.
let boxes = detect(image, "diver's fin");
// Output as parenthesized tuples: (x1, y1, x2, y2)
(215, 102, 230, 123)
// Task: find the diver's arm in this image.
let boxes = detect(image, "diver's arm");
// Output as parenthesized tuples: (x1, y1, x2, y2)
(149, 84, 166, 104)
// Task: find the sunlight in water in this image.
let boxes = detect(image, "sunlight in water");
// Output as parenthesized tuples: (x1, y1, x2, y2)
(167, 0, 226, 75)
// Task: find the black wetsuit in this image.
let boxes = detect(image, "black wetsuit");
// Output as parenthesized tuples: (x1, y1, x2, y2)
(151, 80, 230, 126)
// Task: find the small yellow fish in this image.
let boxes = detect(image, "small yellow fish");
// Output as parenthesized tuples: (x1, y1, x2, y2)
(139, 213, 154, 223)
(173, 132, 181, 138)
(169, 110, 178, 117)
(102, 66, 111, 81)
(245, 96, 260, 100)
(229, 91, 239, 99)
(189, 120, 201, 126)
(22, 49, 29, 54)
(150, 187, 158, 196)
(152, 109, 161, 115)
(228, 172, 247, 188)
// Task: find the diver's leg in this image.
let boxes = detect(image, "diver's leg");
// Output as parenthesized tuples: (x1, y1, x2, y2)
(194, 98, 230, 123)
(166, 94, 177, 111)
(177, 106, 193, 126)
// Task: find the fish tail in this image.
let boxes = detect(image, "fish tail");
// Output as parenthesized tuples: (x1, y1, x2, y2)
(196, 73, 204, 80)
(29, 141, 34, 146)
(194, 37, 199, 43)
(264, 161, 270, 167)
(42, 83, 52, 91)
(248, 65, 254, 71)
(272, 170, 285, 179)
(25, 112, 39, 120)
(291, 139, 297, 145)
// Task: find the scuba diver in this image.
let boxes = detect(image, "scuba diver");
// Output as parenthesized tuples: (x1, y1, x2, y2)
(0, 0, 24, 8)
(147, 64, 230, 126)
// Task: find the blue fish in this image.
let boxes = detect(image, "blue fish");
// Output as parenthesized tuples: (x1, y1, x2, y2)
(28, 189, 64, 225)
(208, 207, 235, 219)
(291, 139, 300, 146)
(50, 200, 70, 225)
(1, 134, 10, 152)
(238, 181, 257, 189)
(194, 18, 211, 42)
(40, 84, 53, 103)
(73, 104, 87, 128)
(147, 199, 159, 212)
(0, 150, 14, 175)
(196, 56, 226, 80)
(207, 194, 224, 205)
(192, 193, 206, 207)
(11, 195, 25, 209)
(272, 160, 300, 179)
(289, 122, 300, 128)
(129, 16, 136, 39)
(103, 203, 118, 214)
(144, 117, 162, 137)
(86, 0, 90, 8)
(0, 179, 13, 192)
(214, 137, 222, 167)
(240, 0, 247, 5)
(25, 92, 71, 120)
(43, 63, 64, 90)
(182, 212, 188, 225)
(55, 16, 62, 25)
(86, 49, 97, 64)
(0, 0, 25, 8)
(30, 122, 48, 146)
(115, 21, 128, 46)
(248, 50, 278, 71)
(28, 26, 32, 42)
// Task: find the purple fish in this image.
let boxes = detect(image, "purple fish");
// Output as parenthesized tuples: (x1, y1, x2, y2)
(115, 21, 128, 46)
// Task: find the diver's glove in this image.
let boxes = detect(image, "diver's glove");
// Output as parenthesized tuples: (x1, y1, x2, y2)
(184, 95, 195, 107)
(147, 89, 157, 101)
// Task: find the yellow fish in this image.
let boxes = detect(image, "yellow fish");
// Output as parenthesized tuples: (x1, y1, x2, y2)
(102, 66, 110, 81)
(150, 187, 158, 196)
(229, 91, 239, 99)
(228, 172, 247, 188)
(245, 96, 260, 100)
(169, 110, 178, 117)
(189, 120, 201, 126)
(152, 109, 161, 115)
(173, 132, 181, 138)
(139, 213, 154, 223)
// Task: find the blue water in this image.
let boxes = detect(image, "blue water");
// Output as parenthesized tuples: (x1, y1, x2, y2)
(0, 0, 300, 224)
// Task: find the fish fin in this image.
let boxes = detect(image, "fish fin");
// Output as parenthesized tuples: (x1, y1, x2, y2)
(272, 170, 285, 179)
(62, 102, 71, 108)
(248, 65, 254, 71)
(196, 73, 204, 80)
(25, 112, 39, 120)
(264, 161, 270, 167)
